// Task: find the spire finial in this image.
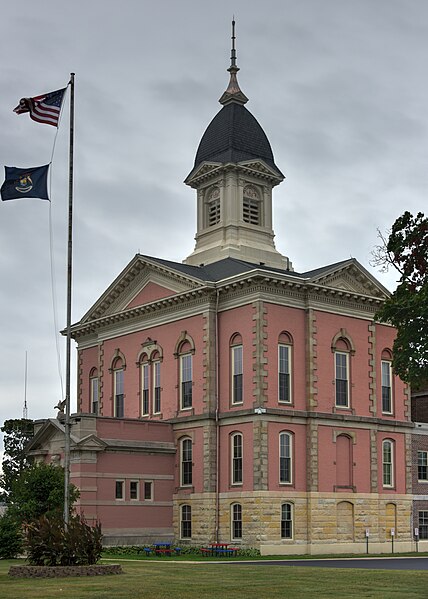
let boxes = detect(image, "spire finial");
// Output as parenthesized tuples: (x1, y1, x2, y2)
(231, 17, 236, 67)
(219, 18, 249, 106)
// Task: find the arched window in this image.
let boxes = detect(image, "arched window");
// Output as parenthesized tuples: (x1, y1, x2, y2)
(180, 438, 193, 487)
(175, 335, 195, 411)
(153, 354, 162, 414)
(140, 354, 149, 416)
(279, 432, 293, 484)
(382, 439, 395, 488)
(231, 503, 242, 540)
(381, 349, 393, 414)
(243, 185, 260, 225)
(231, 432, 243, 485)
(230, 334, 243, 405)
(137, 345, 163, 417)
(180, 505, 192, 539)
(331, 332, 355, 409)
(112, 357, 124, 418)
(89, 368, 99, 415)
(281, 503, 293, 539)
(278, 332, 293, 404)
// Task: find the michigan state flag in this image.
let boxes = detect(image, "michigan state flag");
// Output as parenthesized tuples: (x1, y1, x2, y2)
(1, 165, 49, 201)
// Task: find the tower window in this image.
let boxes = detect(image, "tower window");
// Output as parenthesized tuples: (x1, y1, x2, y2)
(206, 186, 221, 227)
(243, 185, 260, 225)
(243, 197, 260, 224)
(208, 199, 220, 226)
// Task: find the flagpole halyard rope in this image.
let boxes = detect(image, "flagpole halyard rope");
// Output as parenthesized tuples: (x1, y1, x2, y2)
(48, 198, 65, 401)
(46, 86, 70, 403)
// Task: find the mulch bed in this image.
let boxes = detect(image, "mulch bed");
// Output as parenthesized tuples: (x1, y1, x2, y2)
(8, 564, 123, 578)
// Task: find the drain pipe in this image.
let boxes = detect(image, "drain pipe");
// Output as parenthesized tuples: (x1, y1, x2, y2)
(215, 288, 220, 542)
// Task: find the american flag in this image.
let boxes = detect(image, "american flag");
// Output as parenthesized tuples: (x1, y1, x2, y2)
(13, 87, 66, 127)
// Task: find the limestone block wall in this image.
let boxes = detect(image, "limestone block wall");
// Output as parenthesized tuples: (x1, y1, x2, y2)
(173, 491, 413, 555)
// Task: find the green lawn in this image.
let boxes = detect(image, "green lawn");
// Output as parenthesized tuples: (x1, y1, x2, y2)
(2, 558, 428, 599)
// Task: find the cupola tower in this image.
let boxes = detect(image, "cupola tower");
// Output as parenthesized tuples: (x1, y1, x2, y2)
(184, 21, 292, 270)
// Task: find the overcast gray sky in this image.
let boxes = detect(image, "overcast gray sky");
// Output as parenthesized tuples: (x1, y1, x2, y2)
(0, 0, 426, 449)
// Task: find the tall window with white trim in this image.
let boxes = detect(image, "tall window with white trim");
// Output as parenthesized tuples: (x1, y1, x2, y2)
(418, 451, 428, 482)
(278, 344, 291, 404)
(281, 503, 293, 539)
(141, 362, 149, 416)
(153, 360, 161, 414)
(279, 432, 292, 484)
(231, 433, 243, 485)
(335, 351, 349, 408)
(231, 503, 242, 540)
(180, 354, 193, 410)
(231, 341, 243, 405)
(382, 439, 394, 488)
(181, 505, 192, 539)
(381, 360, 393, 414)
(181, 438, 193, 487)
(113, 365, 124, 418)
(90, 370, 99, 415)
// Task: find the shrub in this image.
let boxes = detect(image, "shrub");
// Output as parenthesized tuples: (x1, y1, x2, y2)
(0, 513, 23, 558)
(26, 513, 102, 566)
(102, 544, 261, 558)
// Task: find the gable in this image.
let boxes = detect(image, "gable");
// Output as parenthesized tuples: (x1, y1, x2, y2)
(308, 260, 390, 300)
(125, 281, 178, 309)
(79, 255, 203, 323)
(26, 419, 68, 457)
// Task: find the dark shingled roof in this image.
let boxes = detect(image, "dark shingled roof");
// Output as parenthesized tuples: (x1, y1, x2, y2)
(142, 255, 300, 283)
(192, 102, 283, 177)
(144, 255, 369, 286)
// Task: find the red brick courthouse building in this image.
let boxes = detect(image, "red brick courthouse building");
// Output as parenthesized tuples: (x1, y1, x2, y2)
(28, 35, 416, 555)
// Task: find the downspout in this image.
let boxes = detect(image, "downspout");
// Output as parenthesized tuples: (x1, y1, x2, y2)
(215, 287, 220, 542)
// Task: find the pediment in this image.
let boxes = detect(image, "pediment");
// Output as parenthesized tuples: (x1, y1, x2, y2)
(74, 434, 106, 451)
(26, 419, 65, 453)
(125, 281, 177, 309)
(27, 419, 107, 458)
(79, 255, 203, 323)
(237, 159, 284, 181)
(185, 161, 223, 186)
(307, 259, 390, 299)
(26, 418, 79, 457)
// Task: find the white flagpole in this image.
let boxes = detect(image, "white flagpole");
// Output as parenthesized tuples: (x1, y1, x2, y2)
(64, 72, 75, 524)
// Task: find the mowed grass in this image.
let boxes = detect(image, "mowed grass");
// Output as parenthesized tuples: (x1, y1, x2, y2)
(2, 558, 428, 599)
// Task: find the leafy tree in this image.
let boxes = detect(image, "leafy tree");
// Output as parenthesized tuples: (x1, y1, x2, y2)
(0, 513, 23, 558)
(373, 211, 428, 387)
(8, 462, 79, 524)
(0, 418, 34, 502)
